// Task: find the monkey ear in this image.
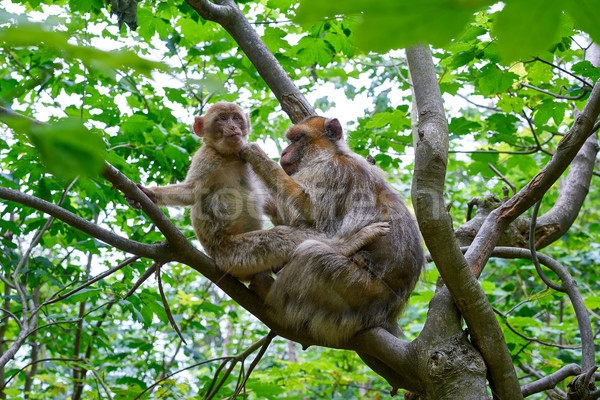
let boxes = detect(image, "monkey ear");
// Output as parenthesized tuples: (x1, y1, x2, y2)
(325, 118, 343, 141)
(193, 116, 204, 137)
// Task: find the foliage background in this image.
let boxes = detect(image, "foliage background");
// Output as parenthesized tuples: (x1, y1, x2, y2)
(0, 0, 599, 398)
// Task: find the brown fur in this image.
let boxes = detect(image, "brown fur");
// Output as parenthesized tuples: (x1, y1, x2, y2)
(127, 103, 389, 291)
(240, 116, 424, 346)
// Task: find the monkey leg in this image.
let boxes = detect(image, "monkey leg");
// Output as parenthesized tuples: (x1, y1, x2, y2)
(248, 272, 274, 300)
(212, 225, 320, 280)
(266, 239, 393, 347)
(214, 221, 390, 280)
(329, 222, 390, 257)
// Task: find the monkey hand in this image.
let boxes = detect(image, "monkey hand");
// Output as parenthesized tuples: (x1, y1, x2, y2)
(363, 221, 391, 238)
(125, 184, 156, 209)
(239, 142, 267, 163)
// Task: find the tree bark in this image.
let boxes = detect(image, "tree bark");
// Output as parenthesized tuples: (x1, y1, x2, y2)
(455, 45, 600, 252)
(185, 0, 315, 122)
(407, 44, 522, 400)
(464, 77, 600, 275)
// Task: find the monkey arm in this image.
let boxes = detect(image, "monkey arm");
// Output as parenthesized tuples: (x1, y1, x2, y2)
(240, 143, 312, 219)
(262, 195, 283, 225)
(144, 182, 196, 207)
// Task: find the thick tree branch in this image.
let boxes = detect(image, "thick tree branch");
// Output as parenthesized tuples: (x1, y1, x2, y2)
(184, 0, 315, 122)
(102, 163, 191, 251)
(0, 187, 170, 260)
(535, 45, 600, 248)
(186, 0, 230, 21)
(521, 363, 581, 397)
(352, 328, 421, 393)
(465, 78, 600, 275)
(407, 44, 523, 400)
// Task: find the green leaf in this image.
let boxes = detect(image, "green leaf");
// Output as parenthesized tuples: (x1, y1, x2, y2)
(506, 153, 539, 175)
(484, 113, 519, 136)
(178, 17, 206, 44)
(477, 64, 518, 96)
(64, 289, 101, 304)
(585, 296, 600, 309)
(448, 117, 481, 136)
(145, 297, 169, 324)
(295, 36, 332, 67)
(493, 0, 562, 63)
(572, 60, 600, 81)
(29, 119, 107, 180)
(497, 96, 524, 114)
(533, 101, 567, 126)
(2, 388, 21, 396)
(248, 379, 286, 399)
(296, 0, 495, 52)
(468, 152, 499, 175)
(0, 23, 167, 76)
(564, 0, 600, 45)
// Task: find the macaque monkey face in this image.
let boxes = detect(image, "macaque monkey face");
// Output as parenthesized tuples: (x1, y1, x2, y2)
(280, 117, 343, 176)
(193, 102, 250, 155)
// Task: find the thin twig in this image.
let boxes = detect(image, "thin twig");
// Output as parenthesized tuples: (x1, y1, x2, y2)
(81, 359, 113, 400)
(533, 57, 594, 87)
(521, 83, 589, 100)
(0, 307, 22, 328)
(156, 264, 187, 344)
(41, 256, 140, 309)
(134, 357, 233, 400)
(522, 111, 553, 156)
(450, 148, 539, 155)
(123, 262, 160, 300)
(456, 92, 501, 112)
(205, 335, 272, 400)
(0, 358, 83, 390)
(520, 363, 579, 397)
(529, 200, 564, 291)
(206, 359, 238, 400)
(493, 308, 578, 350)
(487, 246, 596, 370)
(488, 164, 516, 197)
(231, 331, 276, 398)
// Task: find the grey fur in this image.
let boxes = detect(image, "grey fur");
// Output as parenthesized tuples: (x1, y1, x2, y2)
(241, 118, 424, 346)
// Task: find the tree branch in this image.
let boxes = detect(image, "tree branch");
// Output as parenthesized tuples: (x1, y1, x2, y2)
(184, 0, 315, 122)
(521, 363, 581, 397)
(101, 163, 192, 251)
(533, 57, 594, 87)
(407, 43, 523, 400)
(0, 187, 170, 260)
(490, 247, 595, 371)
(186, 0, 231, 22)
(534, 48, 600, 248)
(465, 78, 600, 275)
(521, 82, 590, 100)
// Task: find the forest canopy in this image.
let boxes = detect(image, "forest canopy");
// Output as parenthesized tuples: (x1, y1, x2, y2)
(1, 0, 600, 399)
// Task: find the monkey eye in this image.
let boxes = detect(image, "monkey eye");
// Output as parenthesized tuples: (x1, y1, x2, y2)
(287, 132, 304, 143)
(219, 115, 227, 121)
(232, 114, 240, 120)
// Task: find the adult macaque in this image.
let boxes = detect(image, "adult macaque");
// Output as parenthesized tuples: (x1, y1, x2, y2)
(240, 116, 424, 346)
(127, 103, 389, 291)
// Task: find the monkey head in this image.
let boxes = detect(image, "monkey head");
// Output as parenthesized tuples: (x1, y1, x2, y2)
(280, 116, 344, 176)
(193, 101, 250, 156)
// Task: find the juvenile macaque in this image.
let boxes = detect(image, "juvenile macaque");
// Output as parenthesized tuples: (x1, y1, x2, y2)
(127, 102, 389, 290)
(240, 116, 424, 346)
